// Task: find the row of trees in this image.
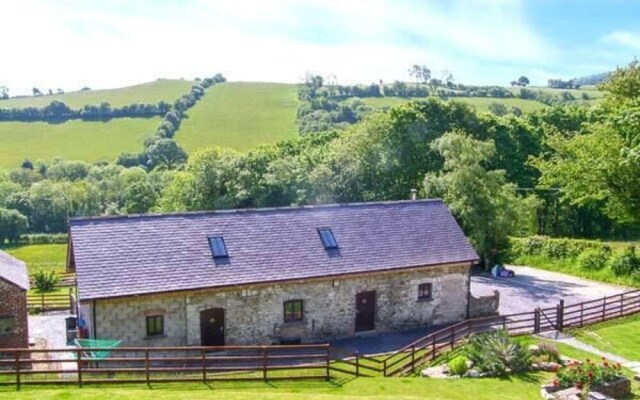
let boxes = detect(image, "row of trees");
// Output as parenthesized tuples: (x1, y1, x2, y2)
(0, 100, 172, 122)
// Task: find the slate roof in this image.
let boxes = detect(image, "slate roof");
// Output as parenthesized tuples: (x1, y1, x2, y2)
(70, 200, 478, 301)
(0, 250, 29, 290)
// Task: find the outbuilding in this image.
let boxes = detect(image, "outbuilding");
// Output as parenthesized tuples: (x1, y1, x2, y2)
(0, 251, 30, 348)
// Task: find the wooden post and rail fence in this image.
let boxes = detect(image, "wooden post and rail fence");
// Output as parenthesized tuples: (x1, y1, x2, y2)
(26, 288, 76, 314)
(3, 289, 639, 387)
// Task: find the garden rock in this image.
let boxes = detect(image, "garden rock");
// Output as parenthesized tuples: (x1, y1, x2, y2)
(464, 369, 482, 378)
(529, 345, 541, 355)
(420, 365, 450, 379)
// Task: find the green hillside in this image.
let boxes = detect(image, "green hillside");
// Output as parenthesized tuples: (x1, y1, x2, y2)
(363, 96, 548, 112)
(175, 82, 299, 152)
(0, 117, 159, 168)
(0, 79, 194, 109)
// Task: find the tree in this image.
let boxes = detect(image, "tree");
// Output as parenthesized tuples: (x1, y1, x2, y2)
(146, 139, 188, 170)
(0, 85, 8, 99)
(0, 208, 28, 244)
(32, 87, 42, 97)
(424, 131, 534, 267)
(123, 181, 158, 214)
(517, 76, 530, 87)
(408, 64, 431, 88)
(488, 102, 508, 116)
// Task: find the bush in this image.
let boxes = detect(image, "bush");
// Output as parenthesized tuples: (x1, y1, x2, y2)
(610, 246, 640, 276)
(508, 236, 611, 261)
(577, 248, 610, 271)
(537, 342, 560, 363)
(19, 233, 68, 245)
(556, 359, 622, 389)
(465, 330, 531, 376)
(32, 270, 60, 293)
(447, 355, 469, 376)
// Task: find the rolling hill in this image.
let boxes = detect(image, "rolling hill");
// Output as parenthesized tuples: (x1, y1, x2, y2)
(0, 79, 604, 169)
(0, 79, 194, 109)
(175, 82, 299, 152)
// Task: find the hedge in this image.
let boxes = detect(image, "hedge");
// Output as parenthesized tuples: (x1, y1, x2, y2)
(509, 236, 611, 260)
(19, 233, 68, 245)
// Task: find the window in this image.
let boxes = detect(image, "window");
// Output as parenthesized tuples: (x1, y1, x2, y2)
(317, 228, 338, 249)
(283, 300, 304, 322)
(208, 235, 228, 258)
(0, 317, 14, 335)
(418, 283, 433, 301)
(146, 315, 164, 337)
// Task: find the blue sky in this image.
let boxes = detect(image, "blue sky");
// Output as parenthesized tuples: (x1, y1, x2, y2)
(1, 0, 639, 94)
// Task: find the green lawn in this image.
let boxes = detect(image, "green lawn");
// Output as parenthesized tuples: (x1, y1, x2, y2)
(362, 96, 548, 113)
(175, 82, 299, 152)
(4, 243, 67, 274)
(574, 314, 640, 361)
(0, 117, 160, 168)
(0, 79, 194, 109)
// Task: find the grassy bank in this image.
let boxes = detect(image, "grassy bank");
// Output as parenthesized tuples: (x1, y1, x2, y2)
(4, 243, 67, 274)
(574, 314, 640, 360)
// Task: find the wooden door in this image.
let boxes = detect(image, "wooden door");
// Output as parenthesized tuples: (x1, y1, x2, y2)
(355, 291, 376, 332)
(200, 308, 225, 346)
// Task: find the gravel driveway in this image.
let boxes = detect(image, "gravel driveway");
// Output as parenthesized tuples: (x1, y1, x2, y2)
(471, 265, 631, 315)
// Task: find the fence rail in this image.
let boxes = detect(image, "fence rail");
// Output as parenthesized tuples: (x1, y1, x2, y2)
(381, 288, 640, 377)
(0, 344, 330, 388)
(26, 290, 75, 313)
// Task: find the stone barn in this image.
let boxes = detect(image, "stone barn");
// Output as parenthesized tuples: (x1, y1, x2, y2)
(69, 199, 478, 347)
(0, 251, 29, 348)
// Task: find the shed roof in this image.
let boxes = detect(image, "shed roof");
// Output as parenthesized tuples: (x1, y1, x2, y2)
(70, 200, 478, 300)
(0, 250, 29, 290)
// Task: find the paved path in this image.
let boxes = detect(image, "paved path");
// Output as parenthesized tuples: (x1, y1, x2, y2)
(29, 311, 72, 349)
(547, 335, 640, 376)
(471, 266, 631, 315)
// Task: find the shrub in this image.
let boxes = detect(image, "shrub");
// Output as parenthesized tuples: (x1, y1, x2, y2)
(465, 330, 531, 376)
(20, 233, 68, 245)
(447, 355, 469, 376)
(32, 270, 60, 293)
(610, 246, 640, 276)
(577, 248, 610, 271)
(537, 342, 560, 363)
(508, 236, 611, 261)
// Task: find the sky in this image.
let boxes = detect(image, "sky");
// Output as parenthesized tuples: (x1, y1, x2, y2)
(1, 0, 640, 94)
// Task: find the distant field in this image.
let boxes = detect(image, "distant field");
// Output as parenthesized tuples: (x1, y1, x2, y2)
(175, 82, 299, 152)
(4, 243, 67, 274)
(507, 85, 604, 99)
(0, 79, 194, 109)
(363, 96, 548, 113)
(0, 117, 159, 168)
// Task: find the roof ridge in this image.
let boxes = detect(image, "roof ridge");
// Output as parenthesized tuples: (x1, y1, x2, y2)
(69, 199, 444, 225)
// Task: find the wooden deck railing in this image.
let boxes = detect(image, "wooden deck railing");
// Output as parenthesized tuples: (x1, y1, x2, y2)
(0, 344, 331, 388)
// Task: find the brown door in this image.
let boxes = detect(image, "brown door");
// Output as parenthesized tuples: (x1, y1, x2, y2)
(200, 308, 225, 346)
(355, 291, 376, 332)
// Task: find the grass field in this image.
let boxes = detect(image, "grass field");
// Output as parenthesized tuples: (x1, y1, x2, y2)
(574, 314, 640, 360)
(4, 243, 67, 274)
(175, 82, 299, 152)
(0, 117, 160, 168)
(0, 79, 194, 109)
(363, 96, 548, 113)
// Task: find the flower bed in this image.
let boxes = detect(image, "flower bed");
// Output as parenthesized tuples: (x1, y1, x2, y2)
(541, 358, 631, 399)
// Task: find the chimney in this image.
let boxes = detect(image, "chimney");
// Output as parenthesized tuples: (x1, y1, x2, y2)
(410, 189, 417, 201)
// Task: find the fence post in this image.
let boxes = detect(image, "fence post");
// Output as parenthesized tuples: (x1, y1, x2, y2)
(262, 346, 267, 381)
(383, 358, 387, 377)
(145, 349, 150, 386)
(502, 315, 507, 330)
(14, 350, 20, 391)
(450, 326, 455, 350)
(556, 300, 565, 332)
(411, 345, 416, 373)
(602, 296, 607, 321)
(69, 288, 75, 315)
(431, 335, 436, 360)
(201, 348, 207, 384)
(620, 294, 624, 317)
(580, 303, 584, 327)
(325, 345, 331, 381)
(77, 348, 83, 387)
(41, 292, 45, 313)
(354, 352, 360, 377)
(534, 308, 540, 334)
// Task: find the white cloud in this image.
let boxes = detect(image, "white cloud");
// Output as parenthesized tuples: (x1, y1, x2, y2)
(0, 0, 555, 94)
(602, 31, 640, 51)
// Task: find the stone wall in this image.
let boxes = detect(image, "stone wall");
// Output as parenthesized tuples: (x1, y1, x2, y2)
(87, 263, 471, 347)
(469, 290, 500, 318)
(0, 278, 29, 348)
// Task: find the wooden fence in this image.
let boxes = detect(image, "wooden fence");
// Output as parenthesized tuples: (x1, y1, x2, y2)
(381, 289, 640, 377)
(0, 344, 330, 388)
(26, 289, 75, 314)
